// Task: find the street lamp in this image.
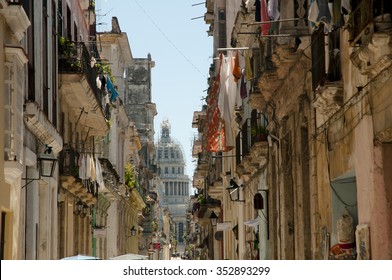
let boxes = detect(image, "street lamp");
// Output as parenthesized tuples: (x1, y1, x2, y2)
(209, 211, 218, 226)
(131, 226, 137, 236)
(22, 146, 58, 188)
(226, 178, 244, 202)
(79, 203, 89, 218)
(73, 200, 84, 216)
(38, 152, 57, 177)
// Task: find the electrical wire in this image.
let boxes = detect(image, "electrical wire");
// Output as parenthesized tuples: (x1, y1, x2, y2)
(132, 0, 207, 79)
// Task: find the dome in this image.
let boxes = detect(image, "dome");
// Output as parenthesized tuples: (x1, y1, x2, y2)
(156, 119, 185, 164)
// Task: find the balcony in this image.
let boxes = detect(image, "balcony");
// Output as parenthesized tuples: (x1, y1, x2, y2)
(312, 82, 344, 120)
(24, 101, 63, 154)
(59, 40, 109, 137)
(0, 0, 30, 41)
(59, 145, 97, 205)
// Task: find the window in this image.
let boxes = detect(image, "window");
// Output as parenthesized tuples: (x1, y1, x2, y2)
(170, 148, 175, 158)
(172, 167, 175, 174)
(4, 49, 25, 162)
(66, 5, 71, 40)
(311, 25, 326, 90)
(218, 9, 226, 49)
(178, 223, 184, 243)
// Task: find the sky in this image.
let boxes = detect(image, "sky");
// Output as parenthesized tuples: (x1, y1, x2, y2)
(96, 0, 213, 179)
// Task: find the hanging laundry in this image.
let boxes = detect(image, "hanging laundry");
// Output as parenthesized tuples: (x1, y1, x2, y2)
(78, 154, 87, 180)
(341, 0, 351, 15)
(96, 76, 102, 89)
(105, 103, 110, 120)
(90, 57, 96, 68)
(95, 157, 104, 189)
(100, 75, 106, 91)
(206, 54, 228, 152)
(86, 154, 92, 179)
(268, 0, 280, 20)
(218, 52, 236, 150)
(240, 75, 247, 99)
(260, 0, 271, 35)
(245, 50, 253, 81)
(255, 0, 261, 22)
(331, 0, 344, 28)
(309, 0, 333, 32)
(232, 50, 241, 83)
(106, 77, 119, 102)
(90, 156, 96, 182)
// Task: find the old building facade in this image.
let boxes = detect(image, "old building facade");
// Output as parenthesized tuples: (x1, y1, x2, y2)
(1, 1, 154, 260)
(192, 0, 392, 260)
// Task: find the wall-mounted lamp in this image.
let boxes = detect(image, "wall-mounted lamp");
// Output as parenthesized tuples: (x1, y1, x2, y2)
(209, 211, 218, 226)
(22, 146, 58, 188)
(79, 203, 89, 218)
(226, 178, 244, 202)
(73, 200, 84, 216)
(131, 226, 137, 236)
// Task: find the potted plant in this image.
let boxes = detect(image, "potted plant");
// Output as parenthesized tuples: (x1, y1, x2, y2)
(251, 124, 268, 142)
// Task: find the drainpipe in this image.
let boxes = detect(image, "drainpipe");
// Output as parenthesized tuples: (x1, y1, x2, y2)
(267, 133, 281, 259)
(92, 206, 97, 257)
(92, 136, 97, 257)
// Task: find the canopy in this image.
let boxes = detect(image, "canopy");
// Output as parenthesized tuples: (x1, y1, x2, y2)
(109, 253, 149, 260)
(61, 254, 100, 260)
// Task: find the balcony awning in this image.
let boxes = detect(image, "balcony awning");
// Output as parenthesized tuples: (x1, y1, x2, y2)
(244, 218, 261, 227)
(24, 101, 63, 154)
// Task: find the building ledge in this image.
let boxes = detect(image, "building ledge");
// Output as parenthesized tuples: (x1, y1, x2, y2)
(312, 81, 344, 119)
(24, 101, 63, 154)
(0, 2, 30, 41)
(350, 32, 392, 78)
(4, 161, 23, 184)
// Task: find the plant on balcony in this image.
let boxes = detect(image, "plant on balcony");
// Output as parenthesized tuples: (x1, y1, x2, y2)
(151, 219, 158, 232)
(142, 205, 150, 216)
(251, 124, 268, 141)
(197, 194, 206, 204)
(59, 37, 76, 57)
(58, 36, 82, 71)
(95, 62, 115, 84)
(124, 163, 136, 190)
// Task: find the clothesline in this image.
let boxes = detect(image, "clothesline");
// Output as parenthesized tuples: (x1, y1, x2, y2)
(217, 47, 249, 51)
(243, 17, 305, 25)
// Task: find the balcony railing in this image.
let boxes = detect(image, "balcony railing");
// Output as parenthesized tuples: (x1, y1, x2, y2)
(349, 0, 392, 45)
(59, 144, 79, 177)
(58, 39, 101, 101)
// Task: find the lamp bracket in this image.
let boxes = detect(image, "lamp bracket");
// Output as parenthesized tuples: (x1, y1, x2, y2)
(21, 177, 42, 188)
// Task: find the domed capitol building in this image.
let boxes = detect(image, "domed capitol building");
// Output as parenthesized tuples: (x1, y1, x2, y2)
(156, 120, 190, 253)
